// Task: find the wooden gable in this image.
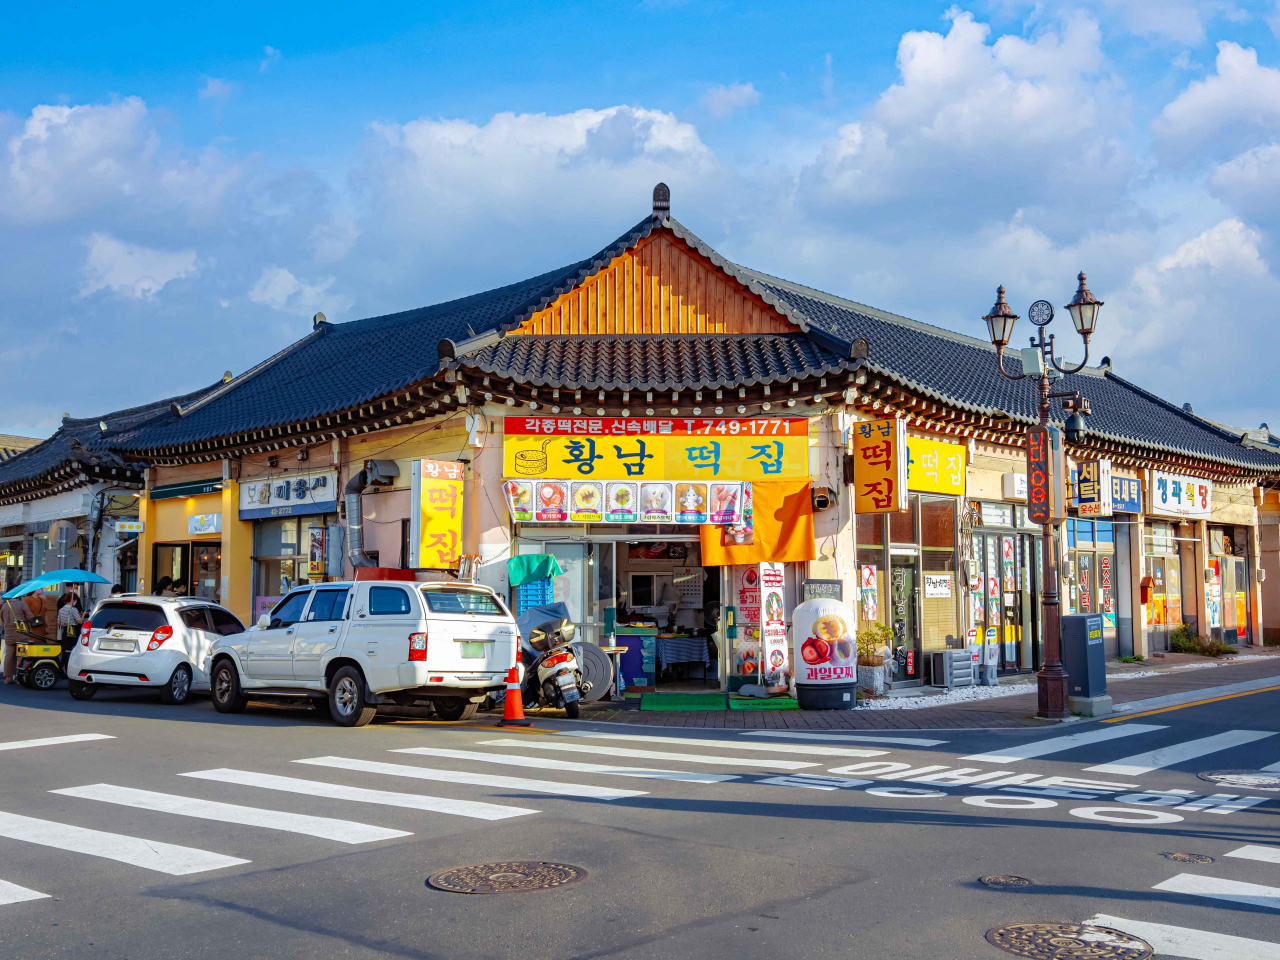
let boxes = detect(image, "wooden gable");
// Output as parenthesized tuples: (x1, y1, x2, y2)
(509, 231, 796, 336)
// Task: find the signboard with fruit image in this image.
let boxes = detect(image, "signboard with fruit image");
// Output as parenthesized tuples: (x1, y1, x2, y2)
(734, 565, 762, 677)
(793, 597, 858, 684)
(760, 562, 789, 687)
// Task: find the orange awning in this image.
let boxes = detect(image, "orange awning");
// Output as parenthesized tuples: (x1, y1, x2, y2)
(700, 479, 815, 566)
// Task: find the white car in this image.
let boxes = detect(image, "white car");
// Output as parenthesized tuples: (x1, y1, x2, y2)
(205, 579, 517, 727)
(67, 596, 247, 704)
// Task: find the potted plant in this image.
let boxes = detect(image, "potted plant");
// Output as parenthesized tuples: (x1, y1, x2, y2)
(856, 622, 894, 697)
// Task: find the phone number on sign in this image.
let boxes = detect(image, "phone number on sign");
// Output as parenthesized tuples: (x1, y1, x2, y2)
(509, 417, 807, 437)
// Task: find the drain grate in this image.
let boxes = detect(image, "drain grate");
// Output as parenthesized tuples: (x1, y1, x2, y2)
(986, 923, 1152, 959)
(426, 861, 587, 894)
(981, 875, 1033, 888)
(1160, 851, 1215, 864)
(1198, 769, 1280, 792)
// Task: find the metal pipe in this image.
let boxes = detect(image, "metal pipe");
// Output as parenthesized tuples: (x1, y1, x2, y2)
(344, 469, 375, 568)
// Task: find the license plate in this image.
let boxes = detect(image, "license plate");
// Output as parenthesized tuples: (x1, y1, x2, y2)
(458, 642, 486, 659)
(99, 640, 135, 652)
(556, 673, 576, 687)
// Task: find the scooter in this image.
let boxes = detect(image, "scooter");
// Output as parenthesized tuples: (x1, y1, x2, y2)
(521, 617, 583, 719)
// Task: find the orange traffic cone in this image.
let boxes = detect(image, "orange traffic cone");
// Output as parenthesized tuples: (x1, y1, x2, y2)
(497, 666, 531, 727)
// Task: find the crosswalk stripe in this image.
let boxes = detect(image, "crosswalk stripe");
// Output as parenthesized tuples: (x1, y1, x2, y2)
(555, 731, 887, 758)
(179, 768, 538, 820)
(51, 783, 410, 844)
(295, 756, 647, 800)
(1087, 912, 1280, 960)
(962, 724, 1167, 764)
(1226, 845, 1280, 865)
(0, 879, 49, 906)
(1153, 873, 1280, 910)
(0, 734, 115, 753)
(0, 810, 248, 875)
(1085, 730, 1277, 777)
(740, 732, 947, 747)
(478, 739, 817, 770)
(392, 747, 739, 783)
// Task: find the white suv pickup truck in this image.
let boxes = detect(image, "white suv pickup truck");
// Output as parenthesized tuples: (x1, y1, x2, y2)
(206, 580, 517, 726)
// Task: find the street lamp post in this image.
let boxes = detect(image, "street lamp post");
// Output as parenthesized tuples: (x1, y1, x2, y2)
(982, 273, 1103, 720)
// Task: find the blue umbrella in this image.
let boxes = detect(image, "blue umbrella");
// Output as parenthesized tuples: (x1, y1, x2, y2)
(1, 569, 110, 600)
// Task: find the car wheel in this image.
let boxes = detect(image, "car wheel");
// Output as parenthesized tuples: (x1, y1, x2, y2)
(328, 666, 376, 727)
(564, 701, 580, 719)
(68, 680, 97, 701)
(30, 663, 59, 691)
(211, 660, 248, 714)
(432, 698, 478, 722)
(160, 664, 193, 705)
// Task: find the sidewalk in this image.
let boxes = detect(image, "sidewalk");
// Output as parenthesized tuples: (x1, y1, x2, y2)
(572, 647, 1280, 730)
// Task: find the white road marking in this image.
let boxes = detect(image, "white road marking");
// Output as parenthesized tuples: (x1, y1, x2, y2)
(0, 811, 247, 875)
(1088, 913, 1280, 960)
(1226, 845, 1280, 865)
(740, 731, 947, 747)
(392, 747, 738, 783)
(0, 879, 49, 906)
(1154, 874, 1280, 911)
(477, 739, 817, 770)
(961, 724, 1167, 764)
(0, 734, 115, 753)
(51, 783, 410, 844)
(554, 731, 886, 757)
(1070, 806, 1183, 824)
(295, 756, 646, 800)
(1262, 759, 1280, 772)
(179, 769, 537, 820)
(1085, 730, 1277, 777)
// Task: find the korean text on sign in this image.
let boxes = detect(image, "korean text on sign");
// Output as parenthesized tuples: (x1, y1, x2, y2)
(412, 459, 464, 568)
(905, 436, 966, 495)
(852, 418, 907, 514)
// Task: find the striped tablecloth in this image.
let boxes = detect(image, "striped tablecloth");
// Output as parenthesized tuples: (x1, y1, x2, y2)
(656, 635, 710, 665)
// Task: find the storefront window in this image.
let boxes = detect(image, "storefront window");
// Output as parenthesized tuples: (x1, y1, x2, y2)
(889, 497, 916, 544)
(253, 514, 336, 619)
(856, 513, 883, 546)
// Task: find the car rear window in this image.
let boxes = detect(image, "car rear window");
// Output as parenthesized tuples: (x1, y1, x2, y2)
(421, 588, 505, 616)
(91, 602, 167, 632)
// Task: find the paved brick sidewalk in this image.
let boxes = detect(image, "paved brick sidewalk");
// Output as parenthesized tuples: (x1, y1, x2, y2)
(570, 648, 1280, 730)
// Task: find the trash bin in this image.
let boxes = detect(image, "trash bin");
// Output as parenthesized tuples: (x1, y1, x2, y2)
(1061, 613, 1110, 715)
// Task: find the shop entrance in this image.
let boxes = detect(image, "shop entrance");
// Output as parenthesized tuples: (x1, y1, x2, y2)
(889, 556, 922, 683)
(971, 530, 1034, 674)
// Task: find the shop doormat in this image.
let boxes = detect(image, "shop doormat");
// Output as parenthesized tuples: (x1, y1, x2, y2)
(639, 693, 727, 711)
(728, 697, 800, 711)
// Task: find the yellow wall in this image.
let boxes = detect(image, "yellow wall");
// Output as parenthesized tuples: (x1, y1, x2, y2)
(221, 481, 253, 624)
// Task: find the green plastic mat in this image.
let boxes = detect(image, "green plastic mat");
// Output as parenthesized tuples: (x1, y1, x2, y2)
(728, 696, 800, 711)
(639, 693, 727, 711)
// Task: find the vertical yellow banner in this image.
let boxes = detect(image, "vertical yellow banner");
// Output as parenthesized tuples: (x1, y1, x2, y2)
(416, 460, 464, 568)
(853, 418, 908, 514)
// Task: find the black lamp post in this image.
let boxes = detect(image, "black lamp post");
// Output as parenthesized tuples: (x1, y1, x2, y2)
(982, 272, 1103, 720)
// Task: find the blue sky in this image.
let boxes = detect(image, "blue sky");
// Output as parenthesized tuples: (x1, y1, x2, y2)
(5, 1, 1280, 435)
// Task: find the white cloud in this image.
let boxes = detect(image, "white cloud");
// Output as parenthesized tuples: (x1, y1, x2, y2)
(260, 46, 281, 73)
(248, 266, 352, 318)
(699, 83, 761, 119)
(1152, 42, 1280, 163)
(79, 233, 200, 300)
(198, 77, 234, 103)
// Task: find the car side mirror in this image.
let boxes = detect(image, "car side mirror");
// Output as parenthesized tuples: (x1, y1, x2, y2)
(257, 614, 271, 629)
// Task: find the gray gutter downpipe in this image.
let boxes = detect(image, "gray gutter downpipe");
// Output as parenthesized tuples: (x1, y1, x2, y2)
(345, 469, 375, 568)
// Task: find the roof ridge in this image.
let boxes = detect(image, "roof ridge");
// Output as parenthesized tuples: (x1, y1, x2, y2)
(1101, 371, 1251, 447)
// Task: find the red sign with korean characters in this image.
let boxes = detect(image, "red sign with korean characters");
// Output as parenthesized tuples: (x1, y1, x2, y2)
(503, 417, 809, 482)
(1026, 424, 1065, 524)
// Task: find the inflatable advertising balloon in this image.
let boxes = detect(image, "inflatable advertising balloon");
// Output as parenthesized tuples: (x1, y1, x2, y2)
(792, 596, 859, 709)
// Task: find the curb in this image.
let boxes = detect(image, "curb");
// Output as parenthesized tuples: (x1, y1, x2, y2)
(1108, 674, 1280, 717)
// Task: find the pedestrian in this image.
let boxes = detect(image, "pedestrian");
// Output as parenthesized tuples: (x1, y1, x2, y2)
(171, 578, 188, 597)
(109, 583, 124, 597)
(23, 588, 49, 643)
(1, 596, 33, 684)
(153, 576, 172, 597)
(57, 589, 83, 645)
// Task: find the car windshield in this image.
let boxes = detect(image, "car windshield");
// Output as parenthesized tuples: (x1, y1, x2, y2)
(91, 602, 167, 632)
(421, 588, 505, 616)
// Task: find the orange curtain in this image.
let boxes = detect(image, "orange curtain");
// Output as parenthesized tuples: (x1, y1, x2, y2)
(700, 479, 814, 565)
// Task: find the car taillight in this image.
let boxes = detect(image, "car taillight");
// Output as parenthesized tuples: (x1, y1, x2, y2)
(80, 623, 92, 646)
(147, 625, 173, 651)
(408, 632, 428, 662)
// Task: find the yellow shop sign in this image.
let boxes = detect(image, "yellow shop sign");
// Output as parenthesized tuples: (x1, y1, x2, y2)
(906, 436, 966, 496)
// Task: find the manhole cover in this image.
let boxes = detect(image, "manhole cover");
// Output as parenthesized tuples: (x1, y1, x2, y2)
(981, 875, 1034, 888)
(426, 861, 587, 894)
(1160, 851, 1216, 864)
(986, 923, 1152, 959)
(1198, 769, 1280, 791)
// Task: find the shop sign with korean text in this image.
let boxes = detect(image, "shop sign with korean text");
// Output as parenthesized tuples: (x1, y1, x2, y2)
(1026, 424, 1066, 524)
(409, 459, 464, 568)
(852, 418, 907, 514)
(505, 478, 744, 526)
(503, 416, 808, 482)
(239, 469, 339, 520)
(1076, 459, 1113, 517)
(1147, 469, 1212, 519)
(759, 562, 789, 686)
(906, 436, 966, 495)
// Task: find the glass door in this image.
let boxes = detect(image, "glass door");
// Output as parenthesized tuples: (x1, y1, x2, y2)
(1234, 558, 1249, 643)
(889, 557, 921, 684)
(193, 544, 221, 603)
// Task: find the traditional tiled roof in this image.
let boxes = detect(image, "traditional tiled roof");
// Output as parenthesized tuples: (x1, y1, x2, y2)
(0, 435, 40, 463)
(451, 334, 853, 391)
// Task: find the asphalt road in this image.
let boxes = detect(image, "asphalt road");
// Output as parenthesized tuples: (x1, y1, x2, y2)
(0, 682, 1277, 960)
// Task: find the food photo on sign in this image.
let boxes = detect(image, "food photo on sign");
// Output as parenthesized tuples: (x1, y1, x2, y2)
(792, 597, 859, 709)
